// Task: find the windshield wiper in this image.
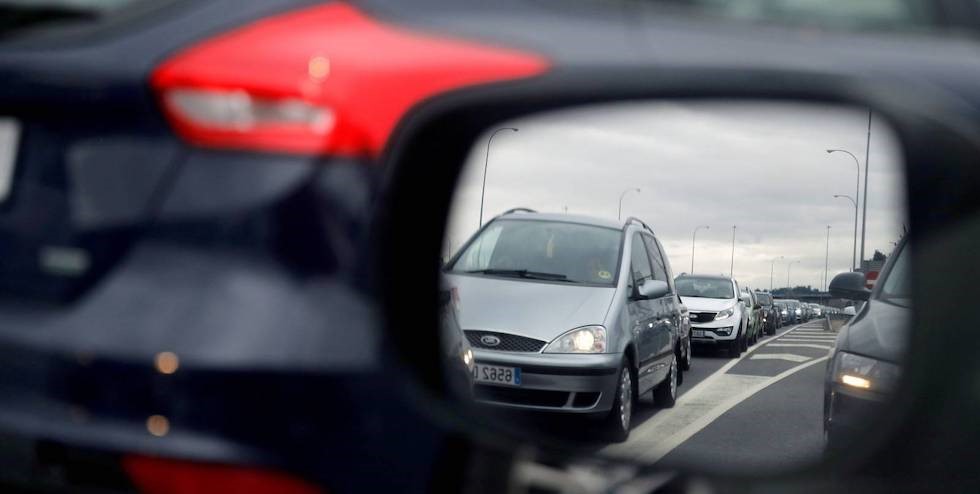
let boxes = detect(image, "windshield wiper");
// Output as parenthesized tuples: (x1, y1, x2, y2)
(463, 269, 579, 282)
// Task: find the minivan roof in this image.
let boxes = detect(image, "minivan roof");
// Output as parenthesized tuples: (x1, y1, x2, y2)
(496, 211, 626, 230)
(676, 274, 734, 282)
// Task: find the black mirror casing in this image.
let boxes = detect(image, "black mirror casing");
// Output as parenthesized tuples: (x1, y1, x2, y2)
(830, 272, 872, 301)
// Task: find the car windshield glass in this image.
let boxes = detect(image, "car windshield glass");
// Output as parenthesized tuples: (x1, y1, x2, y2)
(676, 277, 734, 299)
(879, 243, 910, 307)
(756, 293, 772, 304)
(450, 219, 622, 285)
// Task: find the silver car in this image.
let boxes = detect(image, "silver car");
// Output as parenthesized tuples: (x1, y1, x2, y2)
(444, 211, 689, 441)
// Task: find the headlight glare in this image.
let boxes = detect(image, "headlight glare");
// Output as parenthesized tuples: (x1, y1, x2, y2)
(544, 325, 607, 353)
(834, 352, 900, 393)
(715, 306, 736, 320)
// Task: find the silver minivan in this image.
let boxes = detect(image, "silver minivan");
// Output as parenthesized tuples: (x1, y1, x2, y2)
(444, 210, 690, 441)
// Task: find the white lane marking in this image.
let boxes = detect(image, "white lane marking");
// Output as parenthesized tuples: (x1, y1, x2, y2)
(749, 353, 811, 363)
(599, 324, 805, 457)
(604, 356, 830, 463)
(777, 337, 837, 342)
(765, 343, 833, 350)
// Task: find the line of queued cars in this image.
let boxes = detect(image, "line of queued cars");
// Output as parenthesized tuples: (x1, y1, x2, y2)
(442, 208, 843, 441)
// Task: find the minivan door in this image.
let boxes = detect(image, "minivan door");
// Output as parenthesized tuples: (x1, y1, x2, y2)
(627, 232, 663, 393)
(642, 234, 678, 374)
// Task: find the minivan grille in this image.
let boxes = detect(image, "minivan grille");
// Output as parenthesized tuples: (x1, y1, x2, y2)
(465, 331, 547, 352)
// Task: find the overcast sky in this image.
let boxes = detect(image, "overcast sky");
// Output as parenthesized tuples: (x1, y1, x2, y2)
(445, 100, 906, 291)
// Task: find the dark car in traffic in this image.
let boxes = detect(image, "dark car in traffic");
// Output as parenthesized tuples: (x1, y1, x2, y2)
(824, 238, 910, 449)
(754, 291, 778, 335)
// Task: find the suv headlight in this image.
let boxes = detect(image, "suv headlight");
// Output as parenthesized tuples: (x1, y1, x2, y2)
(833, 352, 901, 393)
(715, 306, 736, 320)
(543, 325, 607, 353)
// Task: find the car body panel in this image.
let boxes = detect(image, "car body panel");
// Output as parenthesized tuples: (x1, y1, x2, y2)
(446, 274, 617, 344)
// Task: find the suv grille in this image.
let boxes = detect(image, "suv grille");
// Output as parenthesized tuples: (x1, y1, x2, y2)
(465, 331, 547, 352)
(689, 312, 717, 323)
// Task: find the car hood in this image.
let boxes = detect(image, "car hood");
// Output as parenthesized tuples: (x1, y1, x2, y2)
(445, 274, 616, 342)
(841, 298, 911, 363)
(679, 297, 738, 312)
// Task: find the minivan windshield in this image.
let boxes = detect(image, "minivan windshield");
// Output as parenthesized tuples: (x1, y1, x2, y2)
(449, 219, 622, 285)
(675, 277, 735, 299)
(879, 243, 911, 307)
(756, 292, 773, 305)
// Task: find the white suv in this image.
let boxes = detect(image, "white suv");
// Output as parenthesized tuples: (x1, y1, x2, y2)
(675, 275, 749, 357)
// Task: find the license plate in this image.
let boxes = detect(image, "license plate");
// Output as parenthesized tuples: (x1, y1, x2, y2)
(473, 364, 521, 386)
(692, 329, 705, 337)
(0, 119, 20, 203)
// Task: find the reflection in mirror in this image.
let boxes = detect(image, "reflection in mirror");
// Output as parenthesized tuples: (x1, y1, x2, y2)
(440, 100, 908, 473)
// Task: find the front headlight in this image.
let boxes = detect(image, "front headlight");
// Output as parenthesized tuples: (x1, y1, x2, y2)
(833, 352, 901, 393)
(543, 325, 607, 353)
(462, 347, 474, 368)
(715, 306, 736, 320)
(795, 309, 802, 315)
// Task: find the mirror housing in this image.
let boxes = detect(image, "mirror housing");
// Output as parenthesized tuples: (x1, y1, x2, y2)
(637, 279, 669, 299)
(830, 272, 872, 301)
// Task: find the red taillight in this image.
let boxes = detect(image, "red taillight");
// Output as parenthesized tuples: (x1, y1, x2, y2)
(151, 3, 549, 157)
(122, 455, 322, 494)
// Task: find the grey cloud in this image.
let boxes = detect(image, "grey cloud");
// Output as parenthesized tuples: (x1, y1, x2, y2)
(446, 101, 906, 290)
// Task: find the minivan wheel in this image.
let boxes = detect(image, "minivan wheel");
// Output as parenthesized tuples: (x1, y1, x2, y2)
(602, 361, 633, 442)
(740, 327, 749, 352)
(653, 357, 678, 408)
(680, 338, 692, 371)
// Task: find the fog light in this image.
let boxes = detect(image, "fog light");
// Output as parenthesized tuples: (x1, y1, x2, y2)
(714, 327, 733, 336)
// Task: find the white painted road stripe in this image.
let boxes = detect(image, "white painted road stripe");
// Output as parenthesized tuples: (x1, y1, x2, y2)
(749, 353, 811, 363)
(603, 356, 830, 463)
(600, 323, 821, 461)
(765, 343, 833, 350)
(777, 337, 837, 342)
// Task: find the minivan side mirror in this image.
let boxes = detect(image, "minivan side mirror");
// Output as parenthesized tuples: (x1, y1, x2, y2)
(829, 272, 871, 301)
(637, 279, 669, 299)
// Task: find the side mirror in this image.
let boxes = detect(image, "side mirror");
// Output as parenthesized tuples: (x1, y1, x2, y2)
(638, 279, 669, 299)
(829, 272, 871, 301)
(740, 294, 751, 305)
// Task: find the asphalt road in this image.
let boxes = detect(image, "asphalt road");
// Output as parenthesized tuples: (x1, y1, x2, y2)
(599, 320, 836, 474)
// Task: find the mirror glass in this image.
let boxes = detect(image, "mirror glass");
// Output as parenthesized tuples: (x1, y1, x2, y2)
(440, 100, 908, 473)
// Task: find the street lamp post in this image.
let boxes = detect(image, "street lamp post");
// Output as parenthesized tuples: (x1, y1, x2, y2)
(787, 260, 801, 290)
(730, 225, 736, 278)
(770, 256, 784, 292)
(479, 127, 518, 228)
(833, 194, 858, 271)
(618, 188, 641, 221)
(824, 225, 831, 291)
(861, 110, 872, 270)
(691, 225, 709, 274)
(827, 149, 861, 271)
